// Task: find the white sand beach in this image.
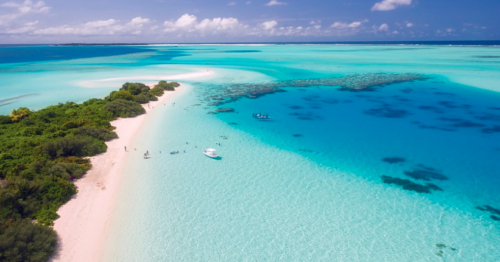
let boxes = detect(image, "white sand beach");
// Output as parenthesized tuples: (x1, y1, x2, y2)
(50, 81, 190, 262)
(80, 70, 214, 88)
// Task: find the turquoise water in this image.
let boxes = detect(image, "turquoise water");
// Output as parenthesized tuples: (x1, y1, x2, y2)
(1, 45, 500, 260)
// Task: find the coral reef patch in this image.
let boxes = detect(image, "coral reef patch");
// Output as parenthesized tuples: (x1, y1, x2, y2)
(198, 73, 428, 107)
(403, 167, 448, 181)
(482, 126, 500, 134)
(476, 205, 500, 222)
(364, 107, 411, 118)
(382, 157, 406, 164)
(418, 106, 444, 114)
(381, 176, 443, 194)
(476, 205, 500, 216)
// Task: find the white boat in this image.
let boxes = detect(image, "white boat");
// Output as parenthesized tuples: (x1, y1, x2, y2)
(203, 148, 219, 158)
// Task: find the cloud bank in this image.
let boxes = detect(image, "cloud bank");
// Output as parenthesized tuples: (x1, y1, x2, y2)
(371, 0, 411, 11)
(265, 0, 287, 6)
(33, 17, 150, 35)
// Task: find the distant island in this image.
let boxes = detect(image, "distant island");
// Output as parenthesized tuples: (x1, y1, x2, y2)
(55, 43, 152, 46)
(53, 40, 500, 46)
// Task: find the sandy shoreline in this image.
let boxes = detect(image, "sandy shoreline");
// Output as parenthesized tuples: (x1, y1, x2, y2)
(50, 71, 207, 262)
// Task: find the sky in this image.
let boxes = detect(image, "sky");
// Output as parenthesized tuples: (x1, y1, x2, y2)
(0, 0, 499, 43)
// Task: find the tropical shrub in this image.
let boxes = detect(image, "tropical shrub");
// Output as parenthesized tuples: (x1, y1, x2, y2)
(104, 99, 145, 118)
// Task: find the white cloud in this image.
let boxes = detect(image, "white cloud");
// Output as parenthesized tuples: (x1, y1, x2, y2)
(371, 0, 411, 11)
(196, 17, 240, 31)
(406, 22, 413, 28)
(163, 14, 245, 36)
(378, 23, 389, 31)
(348, 21, 362, 28)
(265, 0, 287, 6)
(446, 28, 454, 33)
(84, 19, 117, 28)
(2, 20, 37, 33)
(2, 0, 50, 13)
(331, 21, 362, 29)
(228, 1, 237, 6)
(0, 0, 50, 27)
(33, 17, 151, 35)
(246, 1, 252, 4)
(129, 17, 150, 26)
(164, 14, 198, 29)
(261, 20, 277, 30)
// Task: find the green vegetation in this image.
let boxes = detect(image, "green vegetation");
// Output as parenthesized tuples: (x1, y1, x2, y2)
(0, 81, 178, 261)
(106, 81, 178, 105)
(157, 80, 180, 91)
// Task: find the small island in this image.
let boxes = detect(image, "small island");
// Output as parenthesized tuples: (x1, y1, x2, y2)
(0, 81, 179, 262)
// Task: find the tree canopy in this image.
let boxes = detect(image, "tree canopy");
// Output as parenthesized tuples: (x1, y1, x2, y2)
(0, 80, 179, 261)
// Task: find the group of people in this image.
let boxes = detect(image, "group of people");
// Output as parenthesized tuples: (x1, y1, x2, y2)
(125, 141, 222, 159)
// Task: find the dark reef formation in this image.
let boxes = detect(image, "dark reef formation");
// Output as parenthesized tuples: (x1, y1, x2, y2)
(425, 183, 443, 191)
(482, 126, 500, 134)
(198, 73, 428, 107)
(475, 112, 500, 123)
(434, 92, 456, 96)
(403, 166, 448, 181)
(417, 123, 456, 132)
(476, 205, 500, 215)
(381, 176, 443, 194)
(289, 112, 322, 121)
(399, 88, 413, 94)
(281, 73, 428, 91)
(382, 157, 406, 164)
(438, 101, 472, 109)
(418, 106, 444, 114)
(364, 106, 411, 118)
(438, 117, 485, 128)
(476, 205, 500, 222)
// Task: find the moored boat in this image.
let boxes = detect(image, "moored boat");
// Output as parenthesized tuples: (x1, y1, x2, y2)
(252, 113, 271, 119)
(203, 148, 219, 158)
